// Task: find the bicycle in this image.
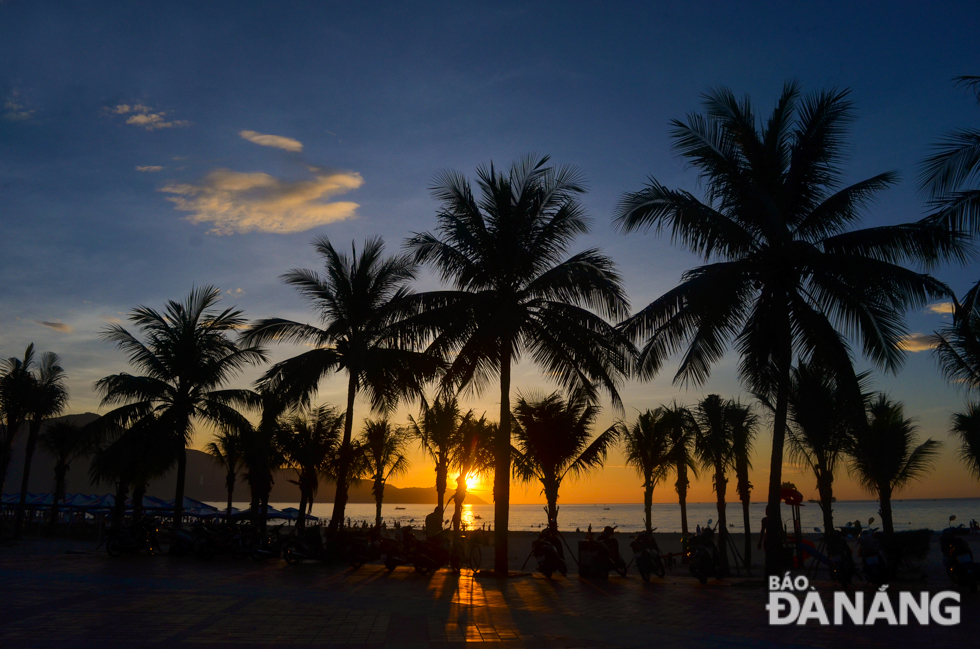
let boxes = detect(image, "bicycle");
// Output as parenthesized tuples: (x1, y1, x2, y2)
(449, 531, 482, 573)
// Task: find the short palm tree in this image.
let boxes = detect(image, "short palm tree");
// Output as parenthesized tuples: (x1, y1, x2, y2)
(615, 85, 961, 574)
(512, 390, 617, 529)
(280, 405, 345, 530)
(38, 420, 92, 525)
(693, 394, 734, 575)
(950, 404, 980, 487)
(727, 401, 757, 567)
(205, 430, 244, 521)
(96, 286, 265, 527)
(661, 401, 698, 535)
(0, 344, 38, 496)
(849, 395, 942, 536)
(406, 395, 460, 512)
(449, 412, 494, 532)
(238, 386, 292, 529)
(408, 154, 632, 572)
(242, 237, 441, 533)
(614, 409, 675, 533)
(359, 418, 411, 528)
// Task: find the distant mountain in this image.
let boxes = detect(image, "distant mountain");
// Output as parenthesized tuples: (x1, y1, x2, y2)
(2, 413, 486, 506)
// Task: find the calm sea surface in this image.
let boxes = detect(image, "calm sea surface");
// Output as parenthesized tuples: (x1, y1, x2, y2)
(212, 498, 980, 533)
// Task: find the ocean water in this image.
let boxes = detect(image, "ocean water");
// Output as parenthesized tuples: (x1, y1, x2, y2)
(216, 498, 980, 534)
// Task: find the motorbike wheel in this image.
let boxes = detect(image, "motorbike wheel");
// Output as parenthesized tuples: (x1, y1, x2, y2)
(541, 565, 553, 579)
(692, 561, 708, 585)
(615, 557, 628, 578)
(652, 555, 666, 579)
(385, 556, 398, 573)
(107, 539, 123, 558)
(558, 559, 567, 577)
(638, 564, 651, 582)
(284, 547, 301, 565)
(414, 559, 432, 575)
(231, 540, 249, 560)
(469, 545, 482, 571)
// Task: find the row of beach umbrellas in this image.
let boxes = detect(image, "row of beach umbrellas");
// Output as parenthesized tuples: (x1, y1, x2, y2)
(1, 493, 307, 521)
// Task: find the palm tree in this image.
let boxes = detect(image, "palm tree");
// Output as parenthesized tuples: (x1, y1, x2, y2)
(242, 237, 440, 533)
(950, 404, 980, 487)
(661, 402, 697, 535)
(280, 405, 345, 530)
(359, 418, 410, 528)
(511, 390, 617, 529)
(615, 85, 961, 574)
(848, 395, 942, 536)
(614, 410, 675, 533)
(449, 412, 494, 532)
(205, 430, 244, 521)
(692, 394, 734, 575)
(15, 352, 69, 535)
(38, 420, 92, 525)
(408, 154, 632, 572)
(727, 401, 757, 567)
(406, 395, 459, 512)
(238, 385, 293, 530)
(96, 286, 265, 527)
(0, 344, 38, 497)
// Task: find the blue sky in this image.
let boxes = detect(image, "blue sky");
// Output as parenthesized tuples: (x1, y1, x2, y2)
(2, 1, 979, 501)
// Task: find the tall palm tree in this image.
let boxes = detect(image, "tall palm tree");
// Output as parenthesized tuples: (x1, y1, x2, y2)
(661, 401, 697, 535)
(242, 237, 441, 533)
(511, 390, 617, 529)
(727, 401, 757, 567)
(406, 395, 459, 512)
(849, 395, 942, 536)
(408, 155, 632, 573)
(0, 344, 37, 497)
(280, 405, 345, 530)
(205, 430, 244, 521)
(38, 420, 92, 525)
(950, 404, 980, 487)
(614, 409, 675, 533)
(359, 418, 411, 528)
(238, 386, 293, 530)
(449, 412, 494, 532)
(615, 84, 962, 574)
(96, 286, 265, 527)
(15, 352, 70, 535)
(692, 394, 734, 575)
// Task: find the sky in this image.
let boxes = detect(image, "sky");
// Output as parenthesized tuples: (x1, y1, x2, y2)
(2, 1, 980, 506)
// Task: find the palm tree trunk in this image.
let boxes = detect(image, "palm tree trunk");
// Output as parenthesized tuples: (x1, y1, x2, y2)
(249, 481, 260, 527)
(817, 469, 835, 534)
(741, 497, 751, 568)
(14, 419, 42, 537)
(764, 328, 792, 576)
(676, 461, 689, 536)
(173, 445, 187, 529)
(329, 372, 358, 533)
(715, 467, 730, 576)
(132, 483, 146, 521)
(879, 484, 894, 537)
(374, 476, 383, 529)
(50, 460, 68, 525)
(545, 484, 559, 529)
(452, 475, 466, 532)
(493, 346, 512, 575)
(644, 482, 653, 533)
(297, 489, 308, 531)
(112, 481, 128, 531)
(436, 460, 447, 513)
(0, 416, 26, 497)
(225, 470, 235, 522)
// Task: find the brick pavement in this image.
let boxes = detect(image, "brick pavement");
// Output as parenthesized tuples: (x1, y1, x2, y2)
(1, 545, 976, 648)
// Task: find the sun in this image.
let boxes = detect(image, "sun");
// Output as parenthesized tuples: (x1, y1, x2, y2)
(465, 474, 480, 490)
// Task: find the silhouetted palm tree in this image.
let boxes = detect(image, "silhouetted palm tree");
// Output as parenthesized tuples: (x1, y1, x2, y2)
(693, 394, 734, 575)
(96, 286, 265, 527)
(281, 405, 344, 530)
(615, 410, 675, 533)
(205, 430, 244, 521)
(728, 401, 757, 567)
(408, 155, 632, 572)
(359, 418, 410, 528)
(661, 402, 697, 535)
(406, 395, 459, 512)
(0, 344, 37, 497)
(615, 84, 961, 574)
(238, 386, 292, 530)
(950, 404, 980, 488)
(242, 238, 440, 533)
(932, 282, 980, 393)
(449, 412, 494, 532)
(38, 420, 92, 525)
(512, 390, 617, 529)
(849, 395, 942, 536)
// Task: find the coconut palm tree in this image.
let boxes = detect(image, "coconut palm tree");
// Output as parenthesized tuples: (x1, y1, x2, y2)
(205, 430, 244, 521)
(406, 395, 460, 512)
(0, 344, 37, 497)
(237, 385, 293, 530)
(848, 395, 942, 536)
(242, 237, 441, 533)
(661, 401, 698, 535)
(615, 84, 962, 574)
(96, 286, 265, 528)
(614, 410, 675, 533)
(449, 412, 494, 532)
(727, 401, 757, 567)
(280, 405, 345, 530)
(38, 420, 92, 525)
(512, 390, 617, 529)
(692, 394, 734, 575)
(950, 404, 980, 487)
(359, 418, 410, 528)
(408, 154, 632, 572)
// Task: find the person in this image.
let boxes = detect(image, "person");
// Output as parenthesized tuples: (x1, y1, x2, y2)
(757, 506, 769, 551)
(425, 505, 443, 538)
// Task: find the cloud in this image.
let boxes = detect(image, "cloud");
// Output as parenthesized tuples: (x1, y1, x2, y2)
(927, 302, 955, 315)
(239, 130, 303, 152)
(226, 288, 245, 296)
(36, 321, 73, 333)
(136, 165, 163, 172)
(4, 90, 35, 121)
(108, 102, 189, 131)
(160, 167, 364, 234)
(898, 333, 937, 352)
(100, 314, 123, 324)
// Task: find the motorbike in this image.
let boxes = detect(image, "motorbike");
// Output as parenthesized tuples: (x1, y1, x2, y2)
(383, 526, 420, 572)
(106, 517, 161, 557)
(686, 520, 722, 585)
(247, 523, 286, 561)
(940, 515, 978, 592)
(412, 531, 451, 575)
(532, 526, 568, 578)
(283, 526, 328, 564)
(630, 528, 666, 581)
(856, 517, 888, 586)
(192, 522, 249, 560)
(818, 527, 855, 588)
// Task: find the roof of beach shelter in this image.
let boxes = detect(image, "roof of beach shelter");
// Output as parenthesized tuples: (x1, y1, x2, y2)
(2, 492, 23, 505)
(27, 492, 54, 506)
(163, 496, 219, 517)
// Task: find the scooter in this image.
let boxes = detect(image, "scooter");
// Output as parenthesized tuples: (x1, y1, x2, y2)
(940, 515, 978, 592)
(630, 528, 666, 581)
(412, 531, 451, 575)
(532, 526, 568, 578)
(106, 518, 160, 557)
(857, 517, 888, 586)
(686, 519, 722, 585)
(818, 527, 855, 588)
(383, 526, 420, 572)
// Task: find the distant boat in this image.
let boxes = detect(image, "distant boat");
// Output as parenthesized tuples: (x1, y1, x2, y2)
(474, 515, 482, 519)
(395, 507, 406, 510)
(603, 507, 610, 510)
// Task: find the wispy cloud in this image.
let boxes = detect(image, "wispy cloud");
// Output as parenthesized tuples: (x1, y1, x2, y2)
(898, 333, 937, 352)
(160, 167, 363, 235)
(226, 288, 245, 296)
(99, 314, 123, 324)
(108, 102, 189, 131)
(36, 320, 73, 333)
(927, 302, 955, 315)
(4, 90, 35, 121)
(239, 130, 303, 152)
(136, 165, 163, 172)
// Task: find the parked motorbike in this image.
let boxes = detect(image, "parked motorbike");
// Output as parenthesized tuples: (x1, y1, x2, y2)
(940, 515, 978, 592)
(106, 518, 160, 557)
(818, 527, 855, 588)
(630, 528, 666, 581)
(856, 517, 888, 586)
(412, 531, 451, 575)
(168, 525, 196, 557)
(248, 523, 286, 561)
(383, 526, 420, 572)
(686, 520, 722, 585)
(192, 522, 249, 560)
(282, 527, 328, 564)
(532, 526, 568, 578)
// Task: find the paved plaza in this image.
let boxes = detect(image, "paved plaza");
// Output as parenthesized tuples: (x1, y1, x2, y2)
(2, 540, 977, 648)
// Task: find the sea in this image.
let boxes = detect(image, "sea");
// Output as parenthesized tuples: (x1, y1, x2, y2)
(210, 498, 980, 534)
